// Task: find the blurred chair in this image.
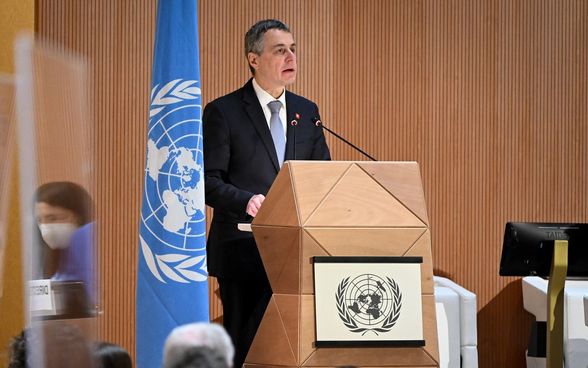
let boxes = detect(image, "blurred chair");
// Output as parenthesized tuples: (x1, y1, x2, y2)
(522, 276, 588, 368)
(435, 289, 455, 368)
(434, 276, 479, 368)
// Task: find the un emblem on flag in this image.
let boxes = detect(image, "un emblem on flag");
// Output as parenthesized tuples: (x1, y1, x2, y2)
(140, 79, 208, 283)
(336, 274, 402, 335)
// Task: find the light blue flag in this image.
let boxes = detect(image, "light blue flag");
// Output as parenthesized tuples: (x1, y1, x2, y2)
(137, 1, 208, 367)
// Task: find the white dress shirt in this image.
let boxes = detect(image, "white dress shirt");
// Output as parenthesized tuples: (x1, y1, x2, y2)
(251, 78, 288, 140)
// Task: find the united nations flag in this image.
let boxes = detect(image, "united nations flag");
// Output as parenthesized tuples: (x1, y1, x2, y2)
(136, 2, 209, 367)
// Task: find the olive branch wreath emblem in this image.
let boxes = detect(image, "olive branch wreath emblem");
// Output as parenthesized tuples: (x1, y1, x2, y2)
(336, 276, 402, 335)
(149, 79, 201, 118)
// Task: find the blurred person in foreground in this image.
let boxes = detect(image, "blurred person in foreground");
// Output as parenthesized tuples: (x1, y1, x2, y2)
(165, 346, 227, 368)
(93, 341, 133, 368)
(203, 19, 330, 367)
(162, 322, 234, 368)
(7, 330, 26, 368)
(8, 324, 93, 368)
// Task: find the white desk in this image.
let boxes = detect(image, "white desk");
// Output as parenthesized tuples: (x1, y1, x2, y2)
(522, 277, 588, 368)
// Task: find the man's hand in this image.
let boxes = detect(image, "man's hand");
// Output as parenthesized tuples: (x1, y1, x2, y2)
(246, 194, 265, 217)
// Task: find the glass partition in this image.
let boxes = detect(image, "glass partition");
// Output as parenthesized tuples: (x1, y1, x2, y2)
(15, 34, 97, 368)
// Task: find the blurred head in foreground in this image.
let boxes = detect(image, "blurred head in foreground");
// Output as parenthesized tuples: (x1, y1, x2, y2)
(93, 341, 133, 368)
(163, 322, 234, 368)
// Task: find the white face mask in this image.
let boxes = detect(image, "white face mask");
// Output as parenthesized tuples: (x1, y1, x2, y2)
(39, 223, 78, 250)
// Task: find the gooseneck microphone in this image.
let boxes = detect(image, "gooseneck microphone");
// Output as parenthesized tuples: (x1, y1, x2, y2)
(311, 117, 377, 161)
(290, 113, 301, 161)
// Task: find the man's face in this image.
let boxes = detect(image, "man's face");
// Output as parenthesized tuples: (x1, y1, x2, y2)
(248, 29, 297, 91)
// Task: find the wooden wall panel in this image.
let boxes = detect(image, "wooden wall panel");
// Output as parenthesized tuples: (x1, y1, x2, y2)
(36, 1, 588, 367)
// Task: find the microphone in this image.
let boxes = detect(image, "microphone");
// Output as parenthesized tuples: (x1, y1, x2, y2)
(290, 113, 301, 161)
(311, 117, 377, 161)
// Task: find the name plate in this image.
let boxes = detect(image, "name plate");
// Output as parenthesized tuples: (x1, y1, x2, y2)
(29, 279, 54, 313)
(313, 256, 424, 347)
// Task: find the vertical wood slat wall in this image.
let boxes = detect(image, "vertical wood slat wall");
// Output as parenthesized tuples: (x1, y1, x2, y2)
(35, 1, 587, 367)
(35, 0, 156, 353)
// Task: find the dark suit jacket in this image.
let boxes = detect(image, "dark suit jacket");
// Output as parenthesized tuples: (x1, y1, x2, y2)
(203, 79, 330, 279)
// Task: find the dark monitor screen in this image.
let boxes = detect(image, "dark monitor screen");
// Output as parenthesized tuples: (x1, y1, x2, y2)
(499, 222, 588, 277)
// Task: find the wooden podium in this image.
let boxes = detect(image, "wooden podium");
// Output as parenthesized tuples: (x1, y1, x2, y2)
(246, 161, 439, 368)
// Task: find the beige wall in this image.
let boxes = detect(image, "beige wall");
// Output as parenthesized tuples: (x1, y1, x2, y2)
(35, 1, 588, 367)
(0, 0, 34, 365)
(0, 0, 35, 74)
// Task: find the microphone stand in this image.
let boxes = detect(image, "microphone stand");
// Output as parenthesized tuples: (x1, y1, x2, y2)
(313, 118, 377, 161)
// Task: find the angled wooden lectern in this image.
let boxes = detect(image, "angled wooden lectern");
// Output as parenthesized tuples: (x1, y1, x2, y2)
(246, 161, 439, 368)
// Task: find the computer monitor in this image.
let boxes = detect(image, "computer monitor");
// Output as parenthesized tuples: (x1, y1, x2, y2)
(499, 222, 588, 277)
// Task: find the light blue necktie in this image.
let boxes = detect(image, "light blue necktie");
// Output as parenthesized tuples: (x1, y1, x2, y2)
(268, 100, 286, 167)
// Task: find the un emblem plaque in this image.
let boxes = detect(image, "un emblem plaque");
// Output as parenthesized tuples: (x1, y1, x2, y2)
(336, 274, 402, 335)
(314, 256, 425, 347)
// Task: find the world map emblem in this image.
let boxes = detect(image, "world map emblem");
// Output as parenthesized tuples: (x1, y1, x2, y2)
(140, 79, 207, 283)
(336, 274, 402, 335)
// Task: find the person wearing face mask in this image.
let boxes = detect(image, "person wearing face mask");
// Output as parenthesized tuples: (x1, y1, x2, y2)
(35, 181, 96, 306)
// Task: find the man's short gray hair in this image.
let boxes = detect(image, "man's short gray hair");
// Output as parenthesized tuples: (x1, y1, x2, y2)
(244, 19, 291, 74)
(163, 323, 234, 368)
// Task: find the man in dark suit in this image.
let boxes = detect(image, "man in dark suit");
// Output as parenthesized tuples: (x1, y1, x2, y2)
(203, 19, 330, 368)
